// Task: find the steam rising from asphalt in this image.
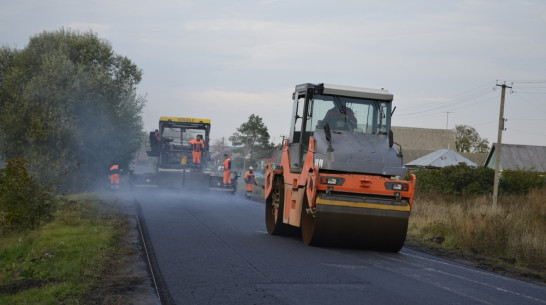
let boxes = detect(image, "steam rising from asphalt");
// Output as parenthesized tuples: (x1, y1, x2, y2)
(109, 186, 259, 209)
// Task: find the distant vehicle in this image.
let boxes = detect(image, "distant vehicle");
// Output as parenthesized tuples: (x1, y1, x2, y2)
(129, 116, 238, 193)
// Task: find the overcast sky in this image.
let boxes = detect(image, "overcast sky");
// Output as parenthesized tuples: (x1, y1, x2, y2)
(2, 0, 546, 147)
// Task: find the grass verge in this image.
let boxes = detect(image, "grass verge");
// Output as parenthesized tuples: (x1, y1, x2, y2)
(0, 193, 132, 304)
(407, 188, 546, 284)
(252, 175, 545, 284)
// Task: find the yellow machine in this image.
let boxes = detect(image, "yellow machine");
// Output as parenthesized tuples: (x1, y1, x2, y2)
(265, 83, 416, 251)
(130, 116, 238, 192)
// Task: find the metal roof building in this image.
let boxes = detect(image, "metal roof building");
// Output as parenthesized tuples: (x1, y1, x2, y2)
(485, 143, 546, 173)
(405, 149, 477, 169)
(391, 126, 456, 164)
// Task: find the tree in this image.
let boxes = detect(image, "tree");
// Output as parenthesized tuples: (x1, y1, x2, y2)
(454, 125, 490, 153)
(0, 29, 145, 191)
(210, 138, 228, 169)
(229, 114, 275, 169)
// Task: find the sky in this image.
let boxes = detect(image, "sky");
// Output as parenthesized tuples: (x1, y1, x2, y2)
(2, 0, 546, 147)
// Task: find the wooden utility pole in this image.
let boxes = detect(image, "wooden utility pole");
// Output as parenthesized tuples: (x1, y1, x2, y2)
(445, 111, 453, 129)
(492, 83, 511, 207)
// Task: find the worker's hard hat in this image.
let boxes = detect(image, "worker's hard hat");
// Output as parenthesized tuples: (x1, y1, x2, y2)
(249, 166, 253, 170)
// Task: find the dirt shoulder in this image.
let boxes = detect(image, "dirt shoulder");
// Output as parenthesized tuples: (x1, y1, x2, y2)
(90, 199, 160, 305)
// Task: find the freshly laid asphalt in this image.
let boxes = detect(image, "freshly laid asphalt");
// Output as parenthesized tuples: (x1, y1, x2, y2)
(133, 189, 546, 305)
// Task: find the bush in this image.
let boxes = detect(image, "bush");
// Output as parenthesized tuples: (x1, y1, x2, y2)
(413, 164, 544, 196)
(0, 157, 56, 231)
(500, 169, 544, 195)
(412, 163, 494, 196)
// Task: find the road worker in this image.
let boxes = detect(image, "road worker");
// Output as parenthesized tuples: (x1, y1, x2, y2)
(222, 153, 232, 187)
(244, 166, 256, 198)
(109, 164, 120, 189)
(189, 134, 205, 165)
(149, 129, 161, 155)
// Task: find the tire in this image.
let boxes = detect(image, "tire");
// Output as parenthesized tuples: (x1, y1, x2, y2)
(265, 176, 297, 236)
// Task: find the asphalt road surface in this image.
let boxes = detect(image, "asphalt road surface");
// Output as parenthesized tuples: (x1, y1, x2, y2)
(134, 189, 546, 305)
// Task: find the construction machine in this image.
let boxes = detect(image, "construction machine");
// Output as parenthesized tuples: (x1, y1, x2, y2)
(129, 116, 238, 192)
(264, 83, 416, 251)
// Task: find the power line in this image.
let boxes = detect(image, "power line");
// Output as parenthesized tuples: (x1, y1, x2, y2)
(508, 80, 546, 84)
(397, 81, 496, 118)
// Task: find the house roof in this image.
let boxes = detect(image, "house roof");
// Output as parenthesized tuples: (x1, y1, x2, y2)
(485, 143, 546, 172)
(392, 126, 456, 151)
(391, 126, 456, 163)
(459, 152, 489, 167)
(405, 149, 477, 169)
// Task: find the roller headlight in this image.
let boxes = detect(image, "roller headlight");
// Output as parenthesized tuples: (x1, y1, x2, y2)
(385, 182, 409, 191)
(320, 177, 345, 186)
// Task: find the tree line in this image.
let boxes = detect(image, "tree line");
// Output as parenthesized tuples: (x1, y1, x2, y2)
(0, 29, 145, 192)
(0, 29, 145, 229)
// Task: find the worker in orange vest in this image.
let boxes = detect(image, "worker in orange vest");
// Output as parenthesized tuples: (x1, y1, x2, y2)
(189, 134, 205, 165)
(109, 164, 120, 189)
(222, 153, 232, 187)
(244, 166, 256, 198)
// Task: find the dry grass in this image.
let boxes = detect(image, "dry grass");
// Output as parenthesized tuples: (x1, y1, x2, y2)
(408, 188, 546, 281)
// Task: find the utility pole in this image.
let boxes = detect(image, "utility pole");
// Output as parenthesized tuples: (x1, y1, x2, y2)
(445, 111, 453, 129)
(492, 82, 511, 207)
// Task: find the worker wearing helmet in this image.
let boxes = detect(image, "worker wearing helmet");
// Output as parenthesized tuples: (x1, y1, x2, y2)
(189, 134, 205, 165)
(222, 154, 232, 187)
(244, 166, 256, 198)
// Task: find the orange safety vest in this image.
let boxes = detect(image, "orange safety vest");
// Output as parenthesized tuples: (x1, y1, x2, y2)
(110, 164, 120, 185)
(244, 171, 255, 184)
(189, 139, 205, 152)
(222, 157, 231, 170)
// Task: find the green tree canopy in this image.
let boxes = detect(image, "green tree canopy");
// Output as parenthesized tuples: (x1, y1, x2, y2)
(454, 125, 490, 153)
(0, 28, 145, 191)
(229, 114, 275, 168)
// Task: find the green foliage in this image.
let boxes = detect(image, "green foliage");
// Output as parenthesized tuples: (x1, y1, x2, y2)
(414, 164, 544, 196)
(413, 163, 494, 196)
(0, 157, 55, 231)
(229, 114, 275, 167)
(0, 194, 124, 304)
(454, 125, 490, 153)
(499, 169, 544, 195)
(0, 28, 145, 191)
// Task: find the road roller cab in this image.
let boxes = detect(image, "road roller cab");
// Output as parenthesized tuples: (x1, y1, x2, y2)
(264, 83, 416, 251)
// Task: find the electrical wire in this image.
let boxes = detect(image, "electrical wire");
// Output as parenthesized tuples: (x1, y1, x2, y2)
(397, 81, 497, 119)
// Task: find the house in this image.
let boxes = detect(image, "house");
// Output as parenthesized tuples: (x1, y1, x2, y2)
(485, 143, 546, 173)
(391, 126, 456, 164)
(459, 152, 489, 167)
(405, 149, 477, 169)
